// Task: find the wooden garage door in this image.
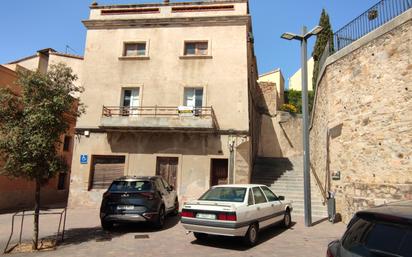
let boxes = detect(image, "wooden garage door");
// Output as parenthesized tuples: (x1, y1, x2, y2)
(90, 156, 125, 190)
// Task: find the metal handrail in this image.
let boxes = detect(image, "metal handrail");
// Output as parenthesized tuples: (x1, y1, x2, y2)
(334, 0, 412, 51)
(310, 163, 328, 205)
(102, 105, 215, 118)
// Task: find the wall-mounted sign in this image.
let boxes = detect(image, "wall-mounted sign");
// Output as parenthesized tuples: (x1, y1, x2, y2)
(80, 154, 88, 164)
(178, 106, 194, 117)
(332, 171, 341, 180)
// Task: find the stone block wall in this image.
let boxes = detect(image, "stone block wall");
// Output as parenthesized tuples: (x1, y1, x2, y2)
(310, 13, 412, 222)
(259, 112, 303, 158)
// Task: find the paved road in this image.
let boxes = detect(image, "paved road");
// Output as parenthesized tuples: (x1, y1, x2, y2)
(0, 208, 345, 257)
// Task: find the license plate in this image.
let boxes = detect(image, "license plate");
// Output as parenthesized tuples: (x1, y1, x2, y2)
(117, 205, 134, 210)
(196, 213, 216, 220)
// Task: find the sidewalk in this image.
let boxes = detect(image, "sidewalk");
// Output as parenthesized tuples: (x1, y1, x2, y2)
(0, 208, 345, 257)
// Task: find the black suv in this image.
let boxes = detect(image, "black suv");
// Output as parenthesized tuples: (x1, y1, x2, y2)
(327, 200, 412, 257)
(100, 176, 178, 230)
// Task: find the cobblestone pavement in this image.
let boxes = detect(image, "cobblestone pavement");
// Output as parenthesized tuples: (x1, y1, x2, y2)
(0, 208, 345, 257)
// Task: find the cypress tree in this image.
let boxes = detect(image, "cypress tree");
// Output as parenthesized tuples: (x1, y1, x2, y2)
(312, 9, 334, 90)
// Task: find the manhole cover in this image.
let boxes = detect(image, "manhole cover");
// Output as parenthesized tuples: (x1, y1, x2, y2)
(134, 234, 149, 239)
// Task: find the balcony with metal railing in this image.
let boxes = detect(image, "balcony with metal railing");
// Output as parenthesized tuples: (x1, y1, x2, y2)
(334, 0, 412, 51)
(100, 105, 219, 132)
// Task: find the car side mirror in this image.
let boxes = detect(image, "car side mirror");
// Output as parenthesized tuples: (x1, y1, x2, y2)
(278, 196, 285, 201)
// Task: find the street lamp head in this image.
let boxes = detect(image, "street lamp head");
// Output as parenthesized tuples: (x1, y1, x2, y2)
(308, 25, 323, 36)
(281, 32, 300, 41)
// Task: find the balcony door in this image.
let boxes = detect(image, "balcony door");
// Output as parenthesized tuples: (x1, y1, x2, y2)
(122, 88, 140, 116)
(184, 88, 203, 116)
(184, 88, 203, 108)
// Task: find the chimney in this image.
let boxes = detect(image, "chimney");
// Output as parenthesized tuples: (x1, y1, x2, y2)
(163, 0, 170, 4)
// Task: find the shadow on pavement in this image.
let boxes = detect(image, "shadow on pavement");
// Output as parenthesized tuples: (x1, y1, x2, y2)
(190, 222, 296, 251)
(311, 217, 329, 226)
(56, 215, 180, 247)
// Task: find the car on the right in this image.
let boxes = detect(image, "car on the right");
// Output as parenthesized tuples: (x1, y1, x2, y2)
(327, 200, 412, 257)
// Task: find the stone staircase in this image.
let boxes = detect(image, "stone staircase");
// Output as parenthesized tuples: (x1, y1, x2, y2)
(252, 156, 328, 218)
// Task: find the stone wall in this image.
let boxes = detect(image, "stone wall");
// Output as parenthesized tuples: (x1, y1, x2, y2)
(259, 112, 302, 158)
(257, 81, 303, 158)
(310, 12, 412, 222)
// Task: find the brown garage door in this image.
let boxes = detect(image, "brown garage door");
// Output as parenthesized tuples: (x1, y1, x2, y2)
(90, 156, 125, 190)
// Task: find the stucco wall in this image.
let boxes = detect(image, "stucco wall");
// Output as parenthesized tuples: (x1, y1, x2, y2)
(258, 70, 285, 108)
(258, 112, 303, 158)
(256, 81, 302, 158)
(78, 25, 249, 131)
(288, 57, 314, 91)
(49, 54, 83, 89)
(69, 132, 251, 207)
(0, 65, 76, 213)
(89, 2, 248, 20)
(310, 15, 412, 222)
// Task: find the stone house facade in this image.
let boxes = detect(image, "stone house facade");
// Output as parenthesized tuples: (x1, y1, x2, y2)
(69, 0, 259, 207)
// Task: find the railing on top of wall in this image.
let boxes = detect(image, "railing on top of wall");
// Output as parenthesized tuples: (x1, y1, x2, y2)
(334, 0, 412, 51)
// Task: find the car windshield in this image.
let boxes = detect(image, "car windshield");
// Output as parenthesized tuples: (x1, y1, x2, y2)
(109, 180, 152, 192)
(199, 187, 246, 203)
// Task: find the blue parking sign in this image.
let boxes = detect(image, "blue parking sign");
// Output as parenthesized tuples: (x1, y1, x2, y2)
(80, 154, 88, 164)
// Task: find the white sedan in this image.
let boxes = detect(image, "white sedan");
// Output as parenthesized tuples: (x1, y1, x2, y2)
(180, 184, 293, 246)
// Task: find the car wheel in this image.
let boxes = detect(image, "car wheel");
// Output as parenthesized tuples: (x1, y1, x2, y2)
(101, 220, 113, 231)
(282, 210, 291, 228)
(193, 232, 208, 241)
(171, 198, 179, 216)
(154, 206, 165, 229)
(243, 223, 259, 246)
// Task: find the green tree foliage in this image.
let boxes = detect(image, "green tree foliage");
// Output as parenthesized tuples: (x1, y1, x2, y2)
(0, 63, 84, 249)
(312, 9, 334, 90)
(284, 89, 315, 114)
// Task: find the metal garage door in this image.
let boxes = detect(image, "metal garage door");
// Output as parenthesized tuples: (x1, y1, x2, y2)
(90, 156, 125, 190)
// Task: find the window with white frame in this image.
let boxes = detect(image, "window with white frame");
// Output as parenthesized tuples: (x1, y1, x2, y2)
(184, 88, 203, 108)
(184, 41, 208, 56)
(122, 88, 140, 115)
(123, 42, 146, 57)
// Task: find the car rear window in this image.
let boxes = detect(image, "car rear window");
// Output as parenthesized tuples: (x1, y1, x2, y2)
(342, 215, 412, 256)
(199, 187, 246, 203)
(109, 180, 152, 192)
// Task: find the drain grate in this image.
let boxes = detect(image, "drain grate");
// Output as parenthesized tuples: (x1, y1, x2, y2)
(134, 234, 149, 239)
(96, 236, 112, 242)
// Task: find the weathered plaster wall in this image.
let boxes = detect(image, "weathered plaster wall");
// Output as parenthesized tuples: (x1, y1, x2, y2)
(259, 112, 303, 158)
(310, 14, 412, 222)
(0, 65, 76, 213)
(78, 24, 249, 131)
(256, 81, 303, 158)
(69, 132, 251, 207)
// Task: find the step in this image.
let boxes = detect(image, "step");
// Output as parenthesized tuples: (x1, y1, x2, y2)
(252, 176, 304, 181)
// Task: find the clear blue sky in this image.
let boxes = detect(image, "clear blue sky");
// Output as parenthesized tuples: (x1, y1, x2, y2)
(0, 0, 378, 81)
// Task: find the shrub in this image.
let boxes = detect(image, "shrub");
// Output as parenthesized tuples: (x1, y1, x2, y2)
(280, 103, 298, 113)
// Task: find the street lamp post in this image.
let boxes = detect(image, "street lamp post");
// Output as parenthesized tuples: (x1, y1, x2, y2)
(281, 25, 323, 227)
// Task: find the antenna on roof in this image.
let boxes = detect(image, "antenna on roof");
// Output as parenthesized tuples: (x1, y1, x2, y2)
(65, 45, 78, 55)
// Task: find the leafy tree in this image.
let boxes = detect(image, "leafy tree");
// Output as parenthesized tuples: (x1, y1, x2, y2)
(284, 89, 315, 114)
(0, 63, 84, 250)
(312, 9, 334, 90)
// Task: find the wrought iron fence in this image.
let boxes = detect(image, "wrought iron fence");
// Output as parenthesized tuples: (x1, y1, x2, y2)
(334, 0, 412, 51)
